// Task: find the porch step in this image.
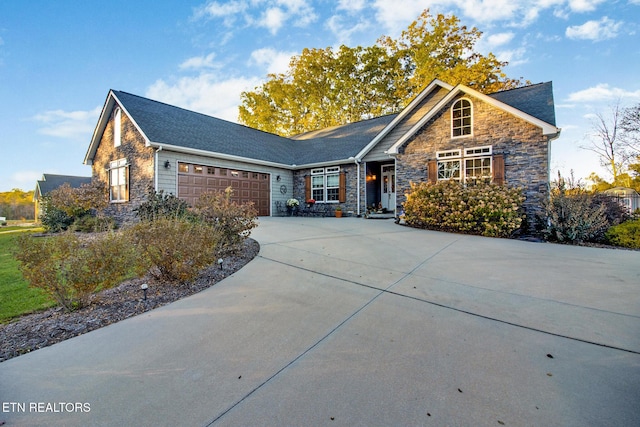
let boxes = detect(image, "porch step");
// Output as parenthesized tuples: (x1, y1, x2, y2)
(366, 213, 396, 219)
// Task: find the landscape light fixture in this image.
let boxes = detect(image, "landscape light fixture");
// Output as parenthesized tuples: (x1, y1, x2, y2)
(141, 283, 148, 301)
(218, 258, 224, 270)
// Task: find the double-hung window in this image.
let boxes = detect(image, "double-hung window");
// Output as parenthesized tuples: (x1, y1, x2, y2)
(311, 166, 340, 202)
(109, 158, 129, 202)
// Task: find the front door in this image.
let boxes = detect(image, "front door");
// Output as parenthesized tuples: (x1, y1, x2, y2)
(381, 164, 395, 211)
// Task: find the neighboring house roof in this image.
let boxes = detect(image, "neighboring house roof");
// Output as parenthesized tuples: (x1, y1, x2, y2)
(85, 79, 559, 169)
(34, 174, 92, 200)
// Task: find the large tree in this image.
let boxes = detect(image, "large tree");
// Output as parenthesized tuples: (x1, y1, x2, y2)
(239, 10, 525, 136)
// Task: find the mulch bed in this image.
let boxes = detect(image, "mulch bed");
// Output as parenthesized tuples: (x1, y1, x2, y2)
(0, 238, 260, 363)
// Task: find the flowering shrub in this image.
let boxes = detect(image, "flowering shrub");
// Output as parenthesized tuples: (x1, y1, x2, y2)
(286, 198, 299, 207)
(403, 180, 525, 238)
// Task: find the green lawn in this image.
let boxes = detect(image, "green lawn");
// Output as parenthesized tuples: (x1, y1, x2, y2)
(0, 231, 54, 323)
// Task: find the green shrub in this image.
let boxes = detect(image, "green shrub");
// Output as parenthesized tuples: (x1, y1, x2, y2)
(126, 218, 222, 283)
(14, 232, 144, 311)
(191, 187, 258, 254)
(403, 180, 525, 238)
(537, 178, 610, 244)
(134, 188, 190, 221)
(40, 199, 74, 232)
(605, 219, 640, 249)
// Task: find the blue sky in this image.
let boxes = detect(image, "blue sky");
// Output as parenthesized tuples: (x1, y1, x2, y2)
(1, 0, 639, 192)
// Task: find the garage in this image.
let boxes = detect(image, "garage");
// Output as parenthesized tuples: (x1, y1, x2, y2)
(177, 162, 270, 216)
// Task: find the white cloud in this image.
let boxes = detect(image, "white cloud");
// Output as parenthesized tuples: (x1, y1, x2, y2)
(567, 0, 606, 12)
(337, 0, 366, 13)
(566, 16, 622, 41)
(371, 0, 429, 35)
(179, 53, 218, 70)
(249, 48, 294, 74)
(486, 32, 515, 48)
(146, 74, 262, 122)
(259, 7, 287, 34)
(326, 14, 370, 45)
(192, 0, 249, 24)
(11, 171, 43, 189)
(194, 0, 316, 35)
(567, 83, 640, 102)
(33, 106, 102, 140)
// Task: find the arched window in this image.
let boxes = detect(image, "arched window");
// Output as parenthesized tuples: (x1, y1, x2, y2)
(451, 99, 472, 137)
(113, 107, 121, 147)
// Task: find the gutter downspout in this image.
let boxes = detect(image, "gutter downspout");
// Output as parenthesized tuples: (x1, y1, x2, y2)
(155, 146, 163, 192)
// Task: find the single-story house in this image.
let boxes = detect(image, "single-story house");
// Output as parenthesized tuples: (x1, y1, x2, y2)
(83, 79, 560, 224)
(33, 174, 92, 221)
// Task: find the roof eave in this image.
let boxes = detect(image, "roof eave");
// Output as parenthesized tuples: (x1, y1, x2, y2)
(147, 141, 295, 170)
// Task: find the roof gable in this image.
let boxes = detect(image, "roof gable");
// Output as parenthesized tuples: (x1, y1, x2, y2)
(387, 81, 560, 155)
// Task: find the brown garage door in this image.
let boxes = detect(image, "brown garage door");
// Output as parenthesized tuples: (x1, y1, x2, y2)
(177, 162, 270, 216)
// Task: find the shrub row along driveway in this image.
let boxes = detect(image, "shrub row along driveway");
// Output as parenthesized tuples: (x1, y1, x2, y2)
(1, 217, 639, 426)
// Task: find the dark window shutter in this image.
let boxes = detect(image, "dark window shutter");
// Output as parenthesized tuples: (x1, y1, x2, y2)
(427, 160, 437, 184)
(493, 154, 504, 185)
(305, 175, 311, 200)
(339, 172, 346, 203)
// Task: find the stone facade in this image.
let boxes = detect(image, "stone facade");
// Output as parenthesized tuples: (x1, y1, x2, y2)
(292, 163, 359, 215)
(91, 108, 155, 223)
(396, 94, 551, 225)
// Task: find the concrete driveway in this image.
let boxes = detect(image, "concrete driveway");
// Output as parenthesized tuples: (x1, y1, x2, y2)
(1, 217, 639, 426)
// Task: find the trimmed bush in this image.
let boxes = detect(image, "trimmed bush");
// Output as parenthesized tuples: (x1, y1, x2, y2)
(605, 219, 640, 249)
(14, 232, 145, 311)
(126, 218, 223, 283)
(403, 180, 525, 238)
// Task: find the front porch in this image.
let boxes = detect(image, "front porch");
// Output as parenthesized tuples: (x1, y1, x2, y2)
(364, 161, 396, 217)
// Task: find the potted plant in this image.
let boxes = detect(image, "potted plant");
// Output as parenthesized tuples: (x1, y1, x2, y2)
(286, 198, 299, 216)
(334, 206, 343, 218)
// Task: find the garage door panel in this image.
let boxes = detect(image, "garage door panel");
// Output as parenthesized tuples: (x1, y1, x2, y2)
(177, 162, 270, 216)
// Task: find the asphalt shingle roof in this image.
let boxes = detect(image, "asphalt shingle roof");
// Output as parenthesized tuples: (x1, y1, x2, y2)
(488, 81, 556, 126)
(111, 81, 556, 168)
(36, 174, 92, 195)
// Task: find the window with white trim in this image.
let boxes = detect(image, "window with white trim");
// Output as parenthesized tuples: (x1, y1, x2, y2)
(451, 99, 472, 137)
(436, 146, 492, 183)
(311, 166, 340, 202)
(113, 107, 122, 147)
(464, 146, 492, 182)
(437, 149, 461, 181)
(109, 158, 129, 202)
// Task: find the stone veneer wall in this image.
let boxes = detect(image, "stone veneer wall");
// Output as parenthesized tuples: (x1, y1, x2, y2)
(92, 108, 155, 224)
(292, 163, 359, 215)
(396, 94, 551, 226)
